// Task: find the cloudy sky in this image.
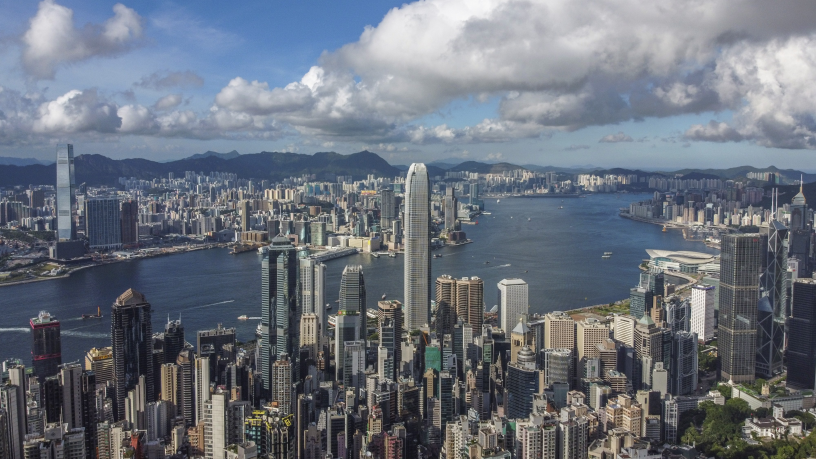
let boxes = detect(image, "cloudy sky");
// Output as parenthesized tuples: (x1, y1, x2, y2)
(1, 0, 815, 169)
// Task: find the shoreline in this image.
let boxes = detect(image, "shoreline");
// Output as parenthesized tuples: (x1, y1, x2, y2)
(0, 243, 228, 289)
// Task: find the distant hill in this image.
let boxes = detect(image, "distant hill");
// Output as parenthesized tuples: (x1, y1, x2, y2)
(0, 150, 401, 186)
(665, 165, 815, 183)
(0, 156, 52, 166)
(184, 150, 240, 161)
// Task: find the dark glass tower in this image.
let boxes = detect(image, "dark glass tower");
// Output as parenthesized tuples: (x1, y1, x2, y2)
(30, 311, 61, 383)
(260, 235, 299, 396)
(111, 288, 154, 420)
(719, 234, 766, 383)
(787, 279, 816, 390)
(163, 318, 184, 364)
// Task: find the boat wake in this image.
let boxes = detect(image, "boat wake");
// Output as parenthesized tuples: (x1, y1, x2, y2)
(0, 327, 30, 333)
(182, 299, 235, 311)
(247, 317, 261, 320)
(62, 331, 110, 339)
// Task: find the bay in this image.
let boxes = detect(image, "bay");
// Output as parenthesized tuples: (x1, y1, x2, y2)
(0, 193, 716, 363)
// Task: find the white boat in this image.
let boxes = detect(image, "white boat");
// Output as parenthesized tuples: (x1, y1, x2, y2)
(388, 252, 397, 258)
(604, 252, 613, 255)
(497, 199, 500, 203)
(602, 255, 611, 259)
(326, 303, 332, 310)
(237, 315, 248, 320)
(372, 252, 380, 258)
(527, 217, 531, 222)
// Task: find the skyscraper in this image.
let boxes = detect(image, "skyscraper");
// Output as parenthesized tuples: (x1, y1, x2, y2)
(56, 144, 76, 241)
(30, 311, 61, 383)
(240, 200, 251, 232)
(339, 265, 367, 342)
(163, 319, 185, 365)
(120, 200, 139, 246)
(443, 186, 457, 231)
(299, 258, 326, 337)
(506, 346, 538, 419)
(690, 284, 716, 342)
(259, 235, 299, 396)
(757, 218, 788, 378)
(380, 189, 396, 230)
(404, 163, 430, 331)
(499, 278, 528, 334)
(271, 354, 292, 415)
(378, 300, 403, 378)
(787, 279, 816, 390)
(334, 311, 361, 382)
(85, 197, 123, 250)
(456, 276, 484, 333)
(111, 288, 154, 420)
(719, 234, 766, 383)
(435, 275, 457, 336)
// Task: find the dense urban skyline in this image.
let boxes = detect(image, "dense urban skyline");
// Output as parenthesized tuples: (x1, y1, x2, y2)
(1, 1, 816, 169)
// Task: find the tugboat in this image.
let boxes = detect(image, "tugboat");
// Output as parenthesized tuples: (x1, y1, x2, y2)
(82, 307, 103, 319)
(662, 225, 667, 232)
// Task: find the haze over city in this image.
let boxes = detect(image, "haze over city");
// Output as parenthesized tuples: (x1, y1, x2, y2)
(0, 0, 815, 169)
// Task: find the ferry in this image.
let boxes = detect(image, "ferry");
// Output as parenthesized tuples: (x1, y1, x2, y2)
(433, 254, 442, 259)
(237, 315, 248, 321)
(82, 307, 103, 319)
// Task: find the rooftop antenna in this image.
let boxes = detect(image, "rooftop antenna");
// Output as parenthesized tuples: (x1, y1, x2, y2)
(801, 174, 804, 193)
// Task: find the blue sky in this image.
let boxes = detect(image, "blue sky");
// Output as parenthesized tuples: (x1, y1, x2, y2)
(1, 0, 815, 170)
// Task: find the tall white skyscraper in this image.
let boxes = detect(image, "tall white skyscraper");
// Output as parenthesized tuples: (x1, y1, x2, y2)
(404, 163, 430, 330)
(56, 144, 76, 241)
(690, 284, 716, 342)
(194, 357, 210, 426)
(498, 278, 528, 332)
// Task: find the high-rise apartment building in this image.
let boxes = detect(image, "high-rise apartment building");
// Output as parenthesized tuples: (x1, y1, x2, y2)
(690, 284, 715, 342)
(111, 289, 154, 420)
(404, 163, 430, 330)
(56, 144, 76, 241)
(271, 355, 292, 415)
(499, 278, 528, 334)
(456, 277, 484, 333)
(30, 311, 61, 383)
(259, 235, 298, 396)
(194, 356, 210, 426)
(240, 200, 251, 232)
(719, 234, 765, 383)
(300, 314, 320, 359)
(85, 197, 122, 250)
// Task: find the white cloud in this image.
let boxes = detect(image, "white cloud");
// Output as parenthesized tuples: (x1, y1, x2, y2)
(684, 121, 743, 143)
(153, 94, 182, 111)
(32, 89, 121, 134)
(135, 71, 204, 90)
(599, 132, 634, 143)
(205, 0, 816, 148)
(21, 0, 143, 79)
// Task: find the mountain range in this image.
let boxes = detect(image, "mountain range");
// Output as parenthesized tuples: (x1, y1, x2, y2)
(0, 150, 813, 189)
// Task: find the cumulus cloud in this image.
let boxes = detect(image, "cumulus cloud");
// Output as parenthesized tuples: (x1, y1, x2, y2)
(204, 0, 816, 149)
(684, 121, 744, 143)
(153, 94, 183, 111)
(22, 0, 143, 79)
(135, 71, 204, 90)
(0, 86, 284, 143)
(8, 0, 816, 150)
(599, 132, 634, 143)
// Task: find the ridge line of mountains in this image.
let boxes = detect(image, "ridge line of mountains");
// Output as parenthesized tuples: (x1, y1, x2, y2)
(0, 150, 813, 192)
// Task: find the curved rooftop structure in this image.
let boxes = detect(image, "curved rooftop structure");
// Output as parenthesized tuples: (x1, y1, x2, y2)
(645, 249, 717, 266)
